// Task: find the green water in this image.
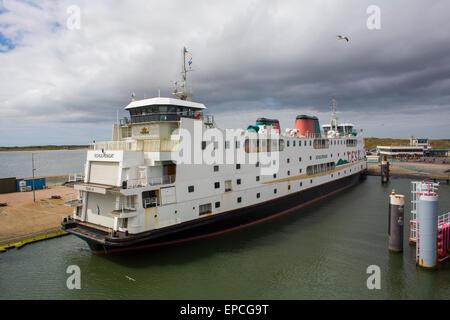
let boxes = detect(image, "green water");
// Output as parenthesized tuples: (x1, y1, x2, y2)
(1, 176, 449, 299)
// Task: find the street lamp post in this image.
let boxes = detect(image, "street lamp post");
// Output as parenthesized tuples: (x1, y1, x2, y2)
(32, 153, 36, 203)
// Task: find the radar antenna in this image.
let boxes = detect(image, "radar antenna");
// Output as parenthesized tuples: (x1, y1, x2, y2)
(172, 46, 193, 101)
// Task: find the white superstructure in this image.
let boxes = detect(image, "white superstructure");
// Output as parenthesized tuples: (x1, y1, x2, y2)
(68, 98, 366, 235)
(63, 49, 367, 252)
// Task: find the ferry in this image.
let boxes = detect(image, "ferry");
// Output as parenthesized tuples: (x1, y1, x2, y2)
(62, 48, 367, 253)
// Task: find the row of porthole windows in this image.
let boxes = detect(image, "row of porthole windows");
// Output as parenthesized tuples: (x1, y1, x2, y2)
(199, 168, 365, 213)
(214, 181, 309, 207)
(192, 165, 358, 193)
(285, 154, 343, 164)
(284, 139, 348, 148)
(197, 166, 362, 215)
(213, 162, 261, 172)
(191, 178, 309, 197)
(215, 196, 243, 208)
(204, 138, 353, 151)
(213, 148, 352, 174)
(211, 165, 322, 183)
(206, 138, 350, 153)
(286, 140, 312, 147)
(189, 176, 258, 193)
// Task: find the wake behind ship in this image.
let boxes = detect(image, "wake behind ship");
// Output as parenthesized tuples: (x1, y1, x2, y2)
(62, 49, 367, 254)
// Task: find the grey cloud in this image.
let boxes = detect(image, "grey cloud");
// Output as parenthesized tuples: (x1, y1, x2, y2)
(0, 0, 449, 146)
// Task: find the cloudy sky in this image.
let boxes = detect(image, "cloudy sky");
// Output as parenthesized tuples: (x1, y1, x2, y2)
(0, 0, 449, 146)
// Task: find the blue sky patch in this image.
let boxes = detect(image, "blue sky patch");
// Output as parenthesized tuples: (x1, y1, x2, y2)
(0, 32, 15, 52)
(50, 21, 62, 33)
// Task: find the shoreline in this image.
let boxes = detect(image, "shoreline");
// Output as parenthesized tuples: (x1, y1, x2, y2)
(1, 164, 448, 253)
(366, 163, 450, 182)
(0, 228, 69, 252)
(0, 148, 88, 153)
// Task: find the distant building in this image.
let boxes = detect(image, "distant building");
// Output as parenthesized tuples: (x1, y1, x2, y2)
(377, 145, 424, 160)
(409, 136, 448, 157)
(410, 136, 431, 151)
(376, 137, 448, 160)
(426, 149, 449, 157)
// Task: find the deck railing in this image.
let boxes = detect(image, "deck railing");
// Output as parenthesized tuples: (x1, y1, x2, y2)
(438, 212, 450, 226)
(123, 175, 176, 189)
(112, 205, 137, 214)
(90, 139, 179, 152)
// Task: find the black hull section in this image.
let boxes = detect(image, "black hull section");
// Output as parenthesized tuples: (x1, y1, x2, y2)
(62, 172, 363, 254)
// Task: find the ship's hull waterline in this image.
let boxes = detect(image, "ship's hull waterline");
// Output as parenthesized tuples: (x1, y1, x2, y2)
(62, 171, 365, 254)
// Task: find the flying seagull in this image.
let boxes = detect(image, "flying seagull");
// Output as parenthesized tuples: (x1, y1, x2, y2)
(337, 35, 349, 42)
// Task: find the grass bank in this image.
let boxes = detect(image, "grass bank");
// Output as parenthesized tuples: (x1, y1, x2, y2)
(364, 138, 450, 150)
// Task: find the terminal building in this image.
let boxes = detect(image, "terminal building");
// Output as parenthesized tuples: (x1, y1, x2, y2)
(410, 136, 431, 152)
(376, 136, 449, 161)
(377, 145, 424, 160)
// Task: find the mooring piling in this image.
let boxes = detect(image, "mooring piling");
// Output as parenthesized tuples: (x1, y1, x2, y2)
(388, 190, 405, 252)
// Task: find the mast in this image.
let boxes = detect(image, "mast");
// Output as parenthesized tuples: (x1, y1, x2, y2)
(172, 46, 193, 101)
(331, 97, 339, 132)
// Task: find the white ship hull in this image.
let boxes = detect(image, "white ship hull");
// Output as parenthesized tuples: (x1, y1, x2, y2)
(62, 113, 367, 253)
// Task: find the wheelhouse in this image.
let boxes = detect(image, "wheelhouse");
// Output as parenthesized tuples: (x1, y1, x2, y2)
(122, 97, 206, 125)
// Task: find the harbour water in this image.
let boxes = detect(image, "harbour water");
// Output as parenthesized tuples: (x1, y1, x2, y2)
(0, 175, 449, 299)
(0, 150, 87, 178)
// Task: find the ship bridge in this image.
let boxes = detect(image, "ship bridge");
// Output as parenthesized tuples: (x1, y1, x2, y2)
(121, 97, 207, 124)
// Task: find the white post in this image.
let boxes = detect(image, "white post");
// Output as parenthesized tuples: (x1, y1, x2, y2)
(32, 153, 36, 202)
(113, 216, 119, 231)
